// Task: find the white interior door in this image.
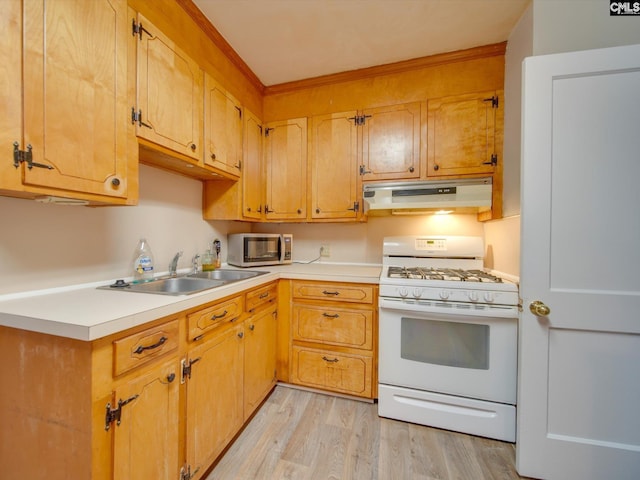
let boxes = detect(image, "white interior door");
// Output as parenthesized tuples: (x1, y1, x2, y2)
(517, 44, 640, 479)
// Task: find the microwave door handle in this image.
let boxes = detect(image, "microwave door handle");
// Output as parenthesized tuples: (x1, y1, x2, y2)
(278, 235, 283, 262)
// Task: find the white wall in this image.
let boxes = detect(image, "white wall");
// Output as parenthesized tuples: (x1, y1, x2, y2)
(0, 165, 242, 295)
(253, 214, 484, 265)
(533, 0, 640, 55)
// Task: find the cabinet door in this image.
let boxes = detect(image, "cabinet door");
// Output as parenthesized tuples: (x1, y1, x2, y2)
(243, 305, 277, 420)
(310, 112, 361, 220)
(112, 358, 180, 480)
(204, 75, 242, 178)
(186, 324, 243, 477)
(427, 91, 500, 176)
(242, 109, 264, 220)
(17, 0, 131, 199)
(361, 102, 421, 181)
(264, 118, 307, 220)
(0, 0, 22, 194)
(135, 13, 203, 161)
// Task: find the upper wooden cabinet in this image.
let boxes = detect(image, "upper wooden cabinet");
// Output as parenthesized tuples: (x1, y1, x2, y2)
(242, 109, 265, 220)
(0, 0, 136, 205)
(264, 118, 308, 221)
(360, 102, 422, 181)
(309, 112, 362, 221)
(204, 75, 243, 179)
(427, 91, 502, 177)
(134, 13, 204, 163)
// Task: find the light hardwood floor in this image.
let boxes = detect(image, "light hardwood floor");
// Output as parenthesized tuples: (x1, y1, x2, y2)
(205, 385, 529, 480)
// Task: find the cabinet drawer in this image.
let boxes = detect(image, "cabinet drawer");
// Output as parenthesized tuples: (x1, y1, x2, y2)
(292, 281, 374, 304)
(291, 346, 373, 398)
(292, 304, 373, 350)
(113, 320, 179, 376)
(245, 282, 278, 312)
(187, 295, 243, 341)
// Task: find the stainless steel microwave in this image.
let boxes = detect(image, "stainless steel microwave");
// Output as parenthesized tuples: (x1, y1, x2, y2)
(227, 233, 292, 267)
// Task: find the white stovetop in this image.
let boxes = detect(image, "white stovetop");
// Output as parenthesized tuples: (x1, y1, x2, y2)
(0, 263, 381, 341)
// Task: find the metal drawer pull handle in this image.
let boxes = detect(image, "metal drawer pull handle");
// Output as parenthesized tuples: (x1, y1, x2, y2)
(259, 292, 269, 299)
(322, 356, 339, 363)
(322, 313, 340, 319)
(211, 310, 228, 320)
(133, 336, 167, 355)
(322, 290, 340, 296)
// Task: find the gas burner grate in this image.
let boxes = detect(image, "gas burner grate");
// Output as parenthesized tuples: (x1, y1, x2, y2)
(387, 267, 503, 283)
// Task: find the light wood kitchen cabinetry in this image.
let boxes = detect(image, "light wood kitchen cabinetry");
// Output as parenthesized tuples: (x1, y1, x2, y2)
(204, 75, 243, 179)
(289, 281, 377, 399)
(112, 357, 180, 480)
(242, 109, 266, 220)
(0, 0, 136, 205)
(264, 117, 308, 221)
(427, 91, 503, 177)
(202, 108, 264, 221)
(133, 13, 204, 165)
(309, 111, 362, 220)
(184, 284, 277, 480)
(0, 281, 279, 480)
(185, 321, 244, 480)
(360, 102, 422, 182)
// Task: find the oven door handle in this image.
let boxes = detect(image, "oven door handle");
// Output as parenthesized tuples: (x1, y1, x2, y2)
(379, 297, 518, 318)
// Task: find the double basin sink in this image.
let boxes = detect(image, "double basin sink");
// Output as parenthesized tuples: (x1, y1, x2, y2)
(100, 269, 267, 296)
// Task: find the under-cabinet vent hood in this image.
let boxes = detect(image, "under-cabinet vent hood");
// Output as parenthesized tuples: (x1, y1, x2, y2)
(363, 177, 492, 214)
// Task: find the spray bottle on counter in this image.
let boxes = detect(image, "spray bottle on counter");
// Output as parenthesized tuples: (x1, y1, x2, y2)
(213, 238, 221, 268)
(132, 238, 154, 282)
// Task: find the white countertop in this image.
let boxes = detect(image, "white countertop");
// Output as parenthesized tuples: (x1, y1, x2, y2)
(0, 263, 381, 341)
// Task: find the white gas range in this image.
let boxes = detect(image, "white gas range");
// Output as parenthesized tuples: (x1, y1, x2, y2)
(377, 235, 519, 442)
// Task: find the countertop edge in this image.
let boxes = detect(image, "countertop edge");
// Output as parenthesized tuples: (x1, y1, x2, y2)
(0, 265, 381, 341)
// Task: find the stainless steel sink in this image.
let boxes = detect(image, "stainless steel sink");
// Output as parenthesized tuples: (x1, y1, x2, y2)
(188, 269, 266, 282)
(98, 269, 266, 296)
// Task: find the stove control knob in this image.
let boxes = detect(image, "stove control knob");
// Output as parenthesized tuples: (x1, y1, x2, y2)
(439, 290, 450, 300)
(398, 287, 409, 298)
(484, 292, 495, 303)
(412, 288, 423, 299)
(468, 291, 479, 302)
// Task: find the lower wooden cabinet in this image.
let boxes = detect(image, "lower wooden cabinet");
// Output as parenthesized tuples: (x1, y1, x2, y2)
(186, 322, 244, 478)
(291, 345, 374, 398)
(112, 357, 180, 480)
(0, 282, 279, 480)
(289, 280, 378, 399)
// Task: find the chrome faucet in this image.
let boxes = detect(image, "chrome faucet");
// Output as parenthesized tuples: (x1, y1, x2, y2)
(191, 254, 200, 274)
(169, 251, 183, 277)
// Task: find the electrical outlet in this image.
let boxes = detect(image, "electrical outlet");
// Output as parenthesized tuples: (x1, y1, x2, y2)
(320, 245, 331, 257)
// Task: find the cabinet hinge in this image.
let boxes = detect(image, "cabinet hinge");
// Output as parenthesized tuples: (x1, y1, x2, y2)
(264, 127, 274, 137)
(483, 96, 499, 108)
(483, 154, 498, 166)
(235, 105, 242, 119)
(104, 394, 139, 431)
(180, 357, 201, 383)
(132, 19, 152, 40)
(359, 165, 372, 176)
(12, 142, 53, 170)
(180, 464, 200, 480)
(235, 160, 242, 171)
(131, 108, 152, 129)
(348, 115, 372, 126)
(347, 201, 360, 212)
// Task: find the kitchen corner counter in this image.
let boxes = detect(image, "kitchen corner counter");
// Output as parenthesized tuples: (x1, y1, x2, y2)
(0, 263, 381, 341)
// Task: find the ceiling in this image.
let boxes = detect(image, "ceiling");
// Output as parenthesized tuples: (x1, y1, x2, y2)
(192, 0, 530, 87)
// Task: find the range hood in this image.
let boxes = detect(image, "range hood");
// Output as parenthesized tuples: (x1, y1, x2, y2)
(363, 177, 492, 214)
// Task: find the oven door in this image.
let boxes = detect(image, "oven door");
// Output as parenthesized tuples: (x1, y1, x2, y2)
(379, 297, 517, 405)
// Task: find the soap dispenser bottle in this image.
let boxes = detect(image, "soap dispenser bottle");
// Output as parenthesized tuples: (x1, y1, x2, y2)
(132, 238, 154, 282)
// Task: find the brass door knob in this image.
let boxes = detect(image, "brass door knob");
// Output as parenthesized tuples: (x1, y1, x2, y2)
(529, 300, 551, 317)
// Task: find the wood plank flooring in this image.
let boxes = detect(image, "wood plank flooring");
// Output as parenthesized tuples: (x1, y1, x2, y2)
(205, 385, 530, 480)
